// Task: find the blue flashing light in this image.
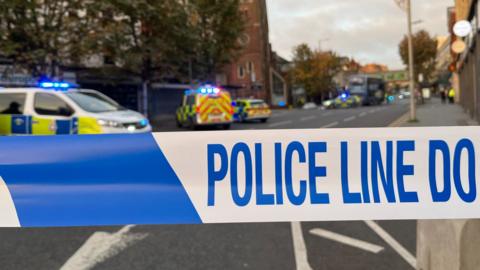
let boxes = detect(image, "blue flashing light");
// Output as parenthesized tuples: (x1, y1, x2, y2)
(197, 85, 221, 95)
(278, 101, 286, 107)
(140, 119, 149, 126)
(341, 93, 348, 99)
(39, 81, 73, 90)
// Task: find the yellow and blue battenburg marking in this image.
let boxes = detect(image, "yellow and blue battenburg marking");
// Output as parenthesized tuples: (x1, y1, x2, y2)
(0, 115, 97, 135)
(0, 127, 479, 227)
(0, 115, 32, 135)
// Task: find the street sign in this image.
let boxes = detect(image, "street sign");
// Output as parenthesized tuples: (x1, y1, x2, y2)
(0, 127, 478, 227)
(453, 20, 472, 37)
(452, 39, 467, 54)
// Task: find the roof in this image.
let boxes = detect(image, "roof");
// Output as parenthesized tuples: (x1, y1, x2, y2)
(0, 87, 92, 93)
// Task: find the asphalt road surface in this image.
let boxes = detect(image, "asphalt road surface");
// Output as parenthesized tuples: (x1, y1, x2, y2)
(0, 100, 417, 270)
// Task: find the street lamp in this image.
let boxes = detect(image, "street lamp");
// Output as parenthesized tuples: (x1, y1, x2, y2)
(395, 0, 416, 121)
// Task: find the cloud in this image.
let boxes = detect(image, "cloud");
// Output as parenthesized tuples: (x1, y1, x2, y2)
(267, 0, 452, 69)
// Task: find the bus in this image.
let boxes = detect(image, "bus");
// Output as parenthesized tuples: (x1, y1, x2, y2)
(347, 75, 386, 106)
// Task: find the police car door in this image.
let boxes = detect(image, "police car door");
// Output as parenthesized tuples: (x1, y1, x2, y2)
(0, 92, 29, 135)
(31, 92, 75, 135)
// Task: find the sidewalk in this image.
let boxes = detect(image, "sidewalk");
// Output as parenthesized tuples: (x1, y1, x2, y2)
(397, 98, 479, 270)
(401, 97, 478, 127)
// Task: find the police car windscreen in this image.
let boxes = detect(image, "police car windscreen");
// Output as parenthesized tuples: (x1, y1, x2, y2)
(65, 91, 123, 113)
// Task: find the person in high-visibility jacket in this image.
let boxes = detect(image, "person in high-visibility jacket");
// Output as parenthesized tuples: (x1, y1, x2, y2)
(0, 83, 151, 136)
(448, 88, 456, 104)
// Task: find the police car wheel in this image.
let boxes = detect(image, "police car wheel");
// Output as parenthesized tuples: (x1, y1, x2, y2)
(260, 118, 268, 123)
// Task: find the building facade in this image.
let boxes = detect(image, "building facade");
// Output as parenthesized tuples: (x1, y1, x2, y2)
(220, 0, 273, 102)
(454, 0, 480, 121)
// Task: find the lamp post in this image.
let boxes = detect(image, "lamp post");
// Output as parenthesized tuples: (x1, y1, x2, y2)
(406, 0, 416, 121)
(395, 0, 416, 120)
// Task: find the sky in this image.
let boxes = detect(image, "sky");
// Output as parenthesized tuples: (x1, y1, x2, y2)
(267, 0, 453, 70)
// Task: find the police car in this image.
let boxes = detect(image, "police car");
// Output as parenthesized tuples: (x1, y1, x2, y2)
(176, 85, 234, 130)
(233, 99, 271, 123)
(323, 93, 361, 109)
(0, 82, 151, 135)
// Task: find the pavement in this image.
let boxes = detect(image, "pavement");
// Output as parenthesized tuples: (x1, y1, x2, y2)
(0, 98, 426, 270)
(399, 98, 479, 270)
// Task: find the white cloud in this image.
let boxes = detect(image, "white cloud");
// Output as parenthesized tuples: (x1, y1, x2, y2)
(267, 0, 453, 69)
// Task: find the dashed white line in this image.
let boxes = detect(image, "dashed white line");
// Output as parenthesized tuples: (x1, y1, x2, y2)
(310, 228, 384, 254)
(321, 121, 339, 128)
(61, 225, 148, 270)
(344, 116, 356, 122)
(291, 222, 313, 270)
(364, 221, 417, 269)
(300, 116, 317, 122)
(268, 120, 292, 128)
(369, 109, 376, 114)
(359, 112, 368, 117)
(322, 111, 333, 116)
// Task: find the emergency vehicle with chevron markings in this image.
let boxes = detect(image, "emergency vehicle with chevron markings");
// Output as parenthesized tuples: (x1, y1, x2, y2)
(176, 85, 234, 130)
(0, 82, 151, 135)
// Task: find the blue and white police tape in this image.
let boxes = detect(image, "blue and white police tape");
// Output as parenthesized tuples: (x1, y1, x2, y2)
(0, 127, 478, 227)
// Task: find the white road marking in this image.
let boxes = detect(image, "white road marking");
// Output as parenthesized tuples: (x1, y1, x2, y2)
(364, 221, 417, 269)
(300, 116, 316, 122)
(344, 116, 356, 122)
(369, 109, 376, 114)
(359, 112, 368, 117)
(322, 111, 333, 116)
(291, 222, 313, 270)
(321, 121, 339, 128)
(268, 120, 292, 128)
(310, 228, 384, 254)
(61, 225, 148, 270)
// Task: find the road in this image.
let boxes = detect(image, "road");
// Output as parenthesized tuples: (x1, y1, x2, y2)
(0, 100, 417, 270)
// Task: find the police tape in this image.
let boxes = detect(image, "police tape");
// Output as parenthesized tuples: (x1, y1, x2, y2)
(0, 126, 478, 227)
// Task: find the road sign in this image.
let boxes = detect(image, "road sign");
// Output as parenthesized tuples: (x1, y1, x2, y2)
(453, 20, 472, 37)
(0, 127, 478, 227)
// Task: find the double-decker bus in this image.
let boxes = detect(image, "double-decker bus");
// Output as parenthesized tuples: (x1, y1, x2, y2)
(348, 75, 386, 106)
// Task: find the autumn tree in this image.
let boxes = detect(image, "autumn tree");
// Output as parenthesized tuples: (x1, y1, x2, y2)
(399, 30, 437, 83)
(0, 0, 95, 78)
(292, 43, 340, 101)
(188, 0, 245, 81)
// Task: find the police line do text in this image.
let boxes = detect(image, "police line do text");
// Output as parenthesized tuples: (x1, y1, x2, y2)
(207, 139, 476, 207)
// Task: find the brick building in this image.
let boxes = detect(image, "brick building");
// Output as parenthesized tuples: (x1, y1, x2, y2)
(220, 0, 273, 102)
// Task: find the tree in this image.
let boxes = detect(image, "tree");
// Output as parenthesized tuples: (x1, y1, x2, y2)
(92, 1, 244, 114)
(291, 43, 340, 101)
(188, 0, 245, 81)
(0, 0, 95, 78)
(399, 30, 437, 83)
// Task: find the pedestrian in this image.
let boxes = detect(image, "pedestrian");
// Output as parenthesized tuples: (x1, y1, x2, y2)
(440, 89, 446, 104)
(448, 88, 455, 104)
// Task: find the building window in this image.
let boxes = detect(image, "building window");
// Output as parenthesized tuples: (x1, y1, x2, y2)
(239, 33, 250, 46)
(238, 65, 245, 79)
(247, 61, 254, 74)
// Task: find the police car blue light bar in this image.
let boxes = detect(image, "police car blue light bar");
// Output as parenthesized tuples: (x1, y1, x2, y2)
(39, 81, 73, 89)
(0, 127, 478, 227)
